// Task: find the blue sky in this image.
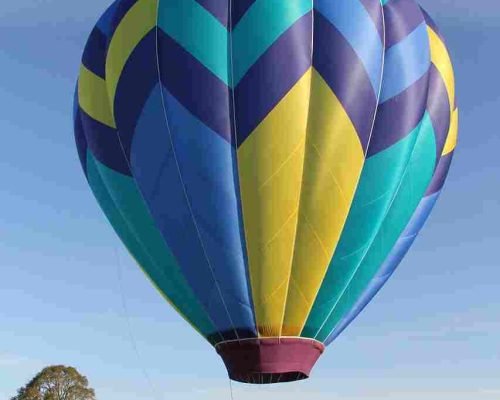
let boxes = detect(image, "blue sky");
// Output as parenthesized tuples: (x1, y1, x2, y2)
(1, 1, 499, 399)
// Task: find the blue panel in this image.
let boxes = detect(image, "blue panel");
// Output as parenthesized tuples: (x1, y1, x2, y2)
(380, 22, 430, 103)
(79, 108, 131, 176)
(162, 88, 256, 334)
(96, 0, 120, 38)
(109, 0, 139, 39)
(325, 191, 440, 344)
(129, 84, 256, 339)
(82, 27, 108, 78)
(74, 108, 88, 177)
(315, 0, 384, 94)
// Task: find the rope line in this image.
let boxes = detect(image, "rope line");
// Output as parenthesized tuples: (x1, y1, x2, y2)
(114, 248, 162, 400)
(229, 378, 235, 400)
(154, 0, 241, 344)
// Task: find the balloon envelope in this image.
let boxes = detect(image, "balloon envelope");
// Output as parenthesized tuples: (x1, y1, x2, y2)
(74, 0, 457, 384)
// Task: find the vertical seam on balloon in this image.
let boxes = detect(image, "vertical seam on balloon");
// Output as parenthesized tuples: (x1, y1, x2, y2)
(84, 132, 214, 343)
(326, 151, 446, 344)
(320, 14, 457, 342)
(299, 1, 387, 339)
(315, 48, 433, 342)
(228, 0, 259, 340)
(81, 3, 222, 344)
(89, 4, 221, 340)
(315, 115, 430, 341)
(278, 2, 315, 341)
(101, 1, 225, 344)
(154, 0, 241, 343)
(93, 1, 224, 344)
(362, 2, 386, 161)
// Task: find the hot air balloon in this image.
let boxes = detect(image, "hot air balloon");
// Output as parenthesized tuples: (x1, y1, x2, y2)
(74, 0, 458, 384)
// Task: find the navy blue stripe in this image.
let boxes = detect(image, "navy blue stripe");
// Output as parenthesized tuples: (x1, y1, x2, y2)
(196, 0, 228, 26)
(74, 108, 89, 177)
(157, 30, 232, 143)
(383, 0, 425, 49)
(96, 0, 120, 38)
(231, 0, 257, 28)
(129, 85, 256, 340)
(114, 30, 158, 163)
(427, 65, 451, 162)
(234, 12, 312, 145)
(313, 10, 377, 151)
(368, 71, 429, 157)
(82, 27, 108, 79)
(79, 108, 131, 176)
(359, 0, 384, 41)
(426, 152, 453, 195)
(421, 7, 456, 109)
(109, 0, 139, 40)
(421, 7, 446, 44)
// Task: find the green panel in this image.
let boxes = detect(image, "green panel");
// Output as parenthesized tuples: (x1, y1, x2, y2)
(303, 118, 424, 338)
(315, 113, 437, 341)
(86, 152, 217, 341)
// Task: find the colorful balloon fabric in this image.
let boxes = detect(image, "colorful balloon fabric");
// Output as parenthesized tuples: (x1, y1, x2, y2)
(74, 0, 458, 384)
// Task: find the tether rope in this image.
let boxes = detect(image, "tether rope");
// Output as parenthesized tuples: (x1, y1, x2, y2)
(114, 248, 162, 400)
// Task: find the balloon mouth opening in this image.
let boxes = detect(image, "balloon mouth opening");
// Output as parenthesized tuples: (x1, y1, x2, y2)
(229, 371, 308, 385)
(215, 337, 324, 385)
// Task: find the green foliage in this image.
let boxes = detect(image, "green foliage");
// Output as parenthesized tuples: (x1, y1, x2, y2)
(11, 365, 96, 400)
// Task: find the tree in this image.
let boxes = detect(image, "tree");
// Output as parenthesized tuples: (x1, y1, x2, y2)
(11, 365, 96, 400)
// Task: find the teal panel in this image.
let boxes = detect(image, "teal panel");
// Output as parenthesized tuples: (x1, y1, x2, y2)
(157, 0, 312, 86)
(158, 0, 229, 84)
(316, 113, 437, 341)
(303, 117, 424, 338)
(86, 152, 218, 342)
(232, 0, 312, 84)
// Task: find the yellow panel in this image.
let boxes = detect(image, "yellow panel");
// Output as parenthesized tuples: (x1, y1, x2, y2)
(443, 108, 459, 156)
(428, 27, 455, 114)
(78, 65, 116, 128)
(281, 70, 365, 336)
(105, 0, 157, 122)
(238, 69, 313, 336)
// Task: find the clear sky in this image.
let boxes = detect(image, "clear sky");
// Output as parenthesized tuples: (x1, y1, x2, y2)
(1, 1, 499, 399)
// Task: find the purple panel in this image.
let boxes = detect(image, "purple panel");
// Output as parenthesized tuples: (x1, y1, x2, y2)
(158, 30, 232, 143)
(78, 108, 131, 176)
(234, 12, 312, 145)
(230, 0, 257, 28)
(109, 0, 138, 39)
(82, 27, 108, 79)
(367, 71, 428, 157)
(359, 0, 384, 40)
(195, 0, 228, 26)
(74, 108, 88, 177)
(427, 65, 451, 161)
(421, 7, 446, 44)
(113, 31, 158, 163)
(426, 152, 454, 195)
(383, 0, 425, 48)
(313, 10, 377, 151)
